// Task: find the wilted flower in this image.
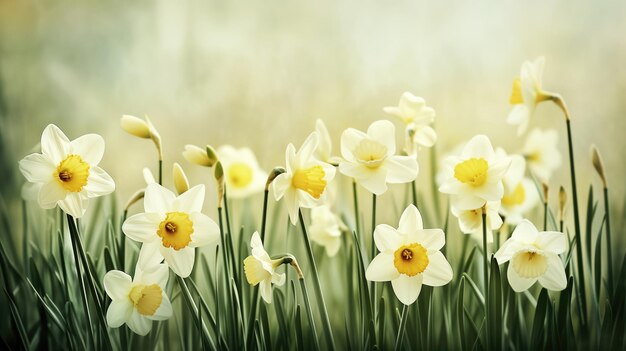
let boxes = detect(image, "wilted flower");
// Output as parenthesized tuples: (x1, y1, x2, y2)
(18, 124, 115, 218)
(243, 232, 286, 303)
(217, 145, 267, 198)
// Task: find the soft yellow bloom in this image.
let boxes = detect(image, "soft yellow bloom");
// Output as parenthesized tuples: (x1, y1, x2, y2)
(217, 145, 267, 198)
(183, 144, 217, 167)
(507, 57, 553, 135)
(451, 201, 502, 243)
(496, 149, 539, 224)
(172, 162, 189, 195)
(384, 92, 437, 149)
(243, 232, 286, 303)
(120, 115, 151, 139)
(522, 128, 562, 182)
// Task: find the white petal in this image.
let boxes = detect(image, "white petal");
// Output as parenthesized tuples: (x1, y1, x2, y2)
(41, 124, 70, 164)
(271, 272, 286, 286)
(367, 120, 396, 156)
(85, 167, 115, 197)
(104, 270, 132, 300)
(297, 132, 319, 166)
(162, 246, 195, 278)
(176, 184, 205, 213)
(507, 105, 530, 136)
(374, 224, 404, 252)
(137, 263, 169, 289)
(384, 156, 418, 184)
(259, 280, 273, 304)
(486, 159, 511, 184)
(70, 134, 105, 166)
(356, 168, 388, 195)
(422, 251, 453, 286)
(122, 213, 162, 243)
(126, 310, 152, 335)
(271, 173, 291, 201)
(19, 153, 55, 183)
(340, 128, 367, 162)
(21, 182, 41, 201)
(391, 274, 423, 305)
(149, 294, 172, 321)
(106, 300, 133, 328)
(538, 255, 567, 291)
(494, 239, 524, 263)
(535, 231, 567, 254)
(414, 127, 437, 148)
(38, 181, 66, 209)
(137, 243, 165, 271)
(409, 229, 445, 252)
(461, 135, 494, 160)
(58, 192, 88, 218)
(366, 253, 400, 281)
(325, 238, 341, 257)
(397, 205, 424, 233)
(189, 212, 220, 247)
(284, 144, 296, 173)
(507, 263, 537, 292)
(284, 187, 300, 226)
(475, 183, 504, 202)
(451, 194, 486, 211)
(144, 183, 175, 214)
(511, 219, 539, 243)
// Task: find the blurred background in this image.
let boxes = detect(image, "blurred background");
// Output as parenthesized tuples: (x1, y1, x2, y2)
(1, 0, 625, 230)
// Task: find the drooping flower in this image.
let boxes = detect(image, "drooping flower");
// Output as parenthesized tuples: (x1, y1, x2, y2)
(339, 120, 418, 195)
(272, 132, 336, 225)
(103, 263, 172, 335)
(216, 145, 267, 199)
(309, 205, 347, 257)
(507, 57, 553, 135)
(122, 183, 220, 277)
(496, 149, 539, 224)
(18, 124, 115, 218)
(243, 232, 286, 303)
(366, 205, 453, 305)
(522, 128, 562, 182)
(450, 201, 502, 244)
(384, 92, 437, 148)
(494, 220, 567, 292)
(438, 135, 510, 211)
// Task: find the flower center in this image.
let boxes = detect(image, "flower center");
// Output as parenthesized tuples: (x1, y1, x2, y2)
(157, 212, 194, 250)
(393, 243, 429, 276)
(128, 284, 163, 316)
(243, 255, 272, 285)
(509, 78, 524, 105)
(354, 139, 388, 169)
(511, 251, 548, 278)
(454, 158, 488, 187)
(54, 154, 90, 192)
(292, 166, 327, 199)
(502, 183, 526, 206)
(228, 163, 254, 189)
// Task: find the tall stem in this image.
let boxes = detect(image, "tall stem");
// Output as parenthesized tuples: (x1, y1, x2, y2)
(298, 210, 336, 351)
(603, 187, 614, 294)
(481, 207, 490, 348)
(352, 180, 360, 234)
(394, 304, 409, 351)
(299, 278, 321, 351)
(371, 193, 377, 316)
(411, 180, 418, 207)
(158, 159, 163, 185)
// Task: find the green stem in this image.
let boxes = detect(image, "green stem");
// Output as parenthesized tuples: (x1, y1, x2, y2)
(352, 180, 361, 234)
(298, 210, 336, 351)
(299, 278, 321, 351)
(158, 159, 163, 185)
(223, 187, 238, 288)
(482, 209, 490, 348)
(411, 180, 418, 207)
(566, 118, 587, 327)
(177, 276, 216, 349)
(119, 210, 128, 271)
(603, 187, 613, 294)
(543, 201, 548, 231)
(21, 200, 28, 274)
(430, 145, 442, 224)
(217, 207, 235, 344)
(371, 193, 377, 317)
(394, 304, 409, 351)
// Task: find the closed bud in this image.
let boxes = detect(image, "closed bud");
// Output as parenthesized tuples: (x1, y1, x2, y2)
(172, 162, 190, 195)
(590, 145, 607, 188)
(120, 115, 151, 139)
(183, 144, 213, 167)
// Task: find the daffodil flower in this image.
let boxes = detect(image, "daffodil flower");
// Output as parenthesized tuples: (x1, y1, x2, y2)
(494, 220, 567, 292)
(339, 120, 418, 195)
(496, 149, 539, 224)
(451, 201, 502, 244)
(272, 132, 336, 225)
(439, 134, 510, 211)
(314, 119, 343, 164)
(217, 145, 267, 199)
(18, 124, 115, 218)
(104, 263, 172, 335)
(507, 57, 553, 135)
(309, 205, 347, 257)
(243, 232, 286, 303)
(522, 128, 562, 182)
(384, 92, 437, 148)
(366, 205, 452, 305)
(122, 183, 220, 278)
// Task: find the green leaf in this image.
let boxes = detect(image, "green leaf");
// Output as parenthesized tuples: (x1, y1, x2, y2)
(530, 289, 549, 349)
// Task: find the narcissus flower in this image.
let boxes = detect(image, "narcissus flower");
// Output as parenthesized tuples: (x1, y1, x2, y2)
(522, 128, 562, 182)
(18, 124, 115, 218)
(366, 205, 452, 305)
(122, 183, 220, 277)
(217, 145, 267, 199)
(507, 57, 553, 135)
(451, 201, 502, 244)
(494, 220, 567, 292)
(497, 149, 539, 224)
(309, 205, 347, 257)
(439, 135, 510, 211)
(104, 263, 172, 335)
(384, 92, 437, 148)
(243, 232, 286, 303)
(339, 120, 418, 195)
(272, 132, 336, 225)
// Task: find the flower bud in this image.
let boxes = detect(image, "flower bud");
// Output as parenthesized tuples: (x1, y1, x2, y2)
(172, 162, 190, 195)
(120, 115, 151, 139)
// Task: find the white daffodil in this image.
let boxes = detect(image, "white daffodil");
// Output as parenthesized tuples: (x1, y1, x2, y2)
(18, 124, 115, 218)
(243, 232, 286, 303)
(104, 263, 172, 335)
(496, 149, 540, 224)
(339, 120, 418, 195)
(272, 132, 336, 225)
(366, 205, 452, 305)
(494, 220, 567, 292)
(384, 92, 437, 148)
(216, 145, 267, 199)
(522, 128, 562, 182)
(451, 201, 502, 244)
(439, 135, 510, 211)
(309, 205, 347, 257)
(314, 119, 342, 164)
(507, 57, 553, 135)
(122, 183, 220, 278)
